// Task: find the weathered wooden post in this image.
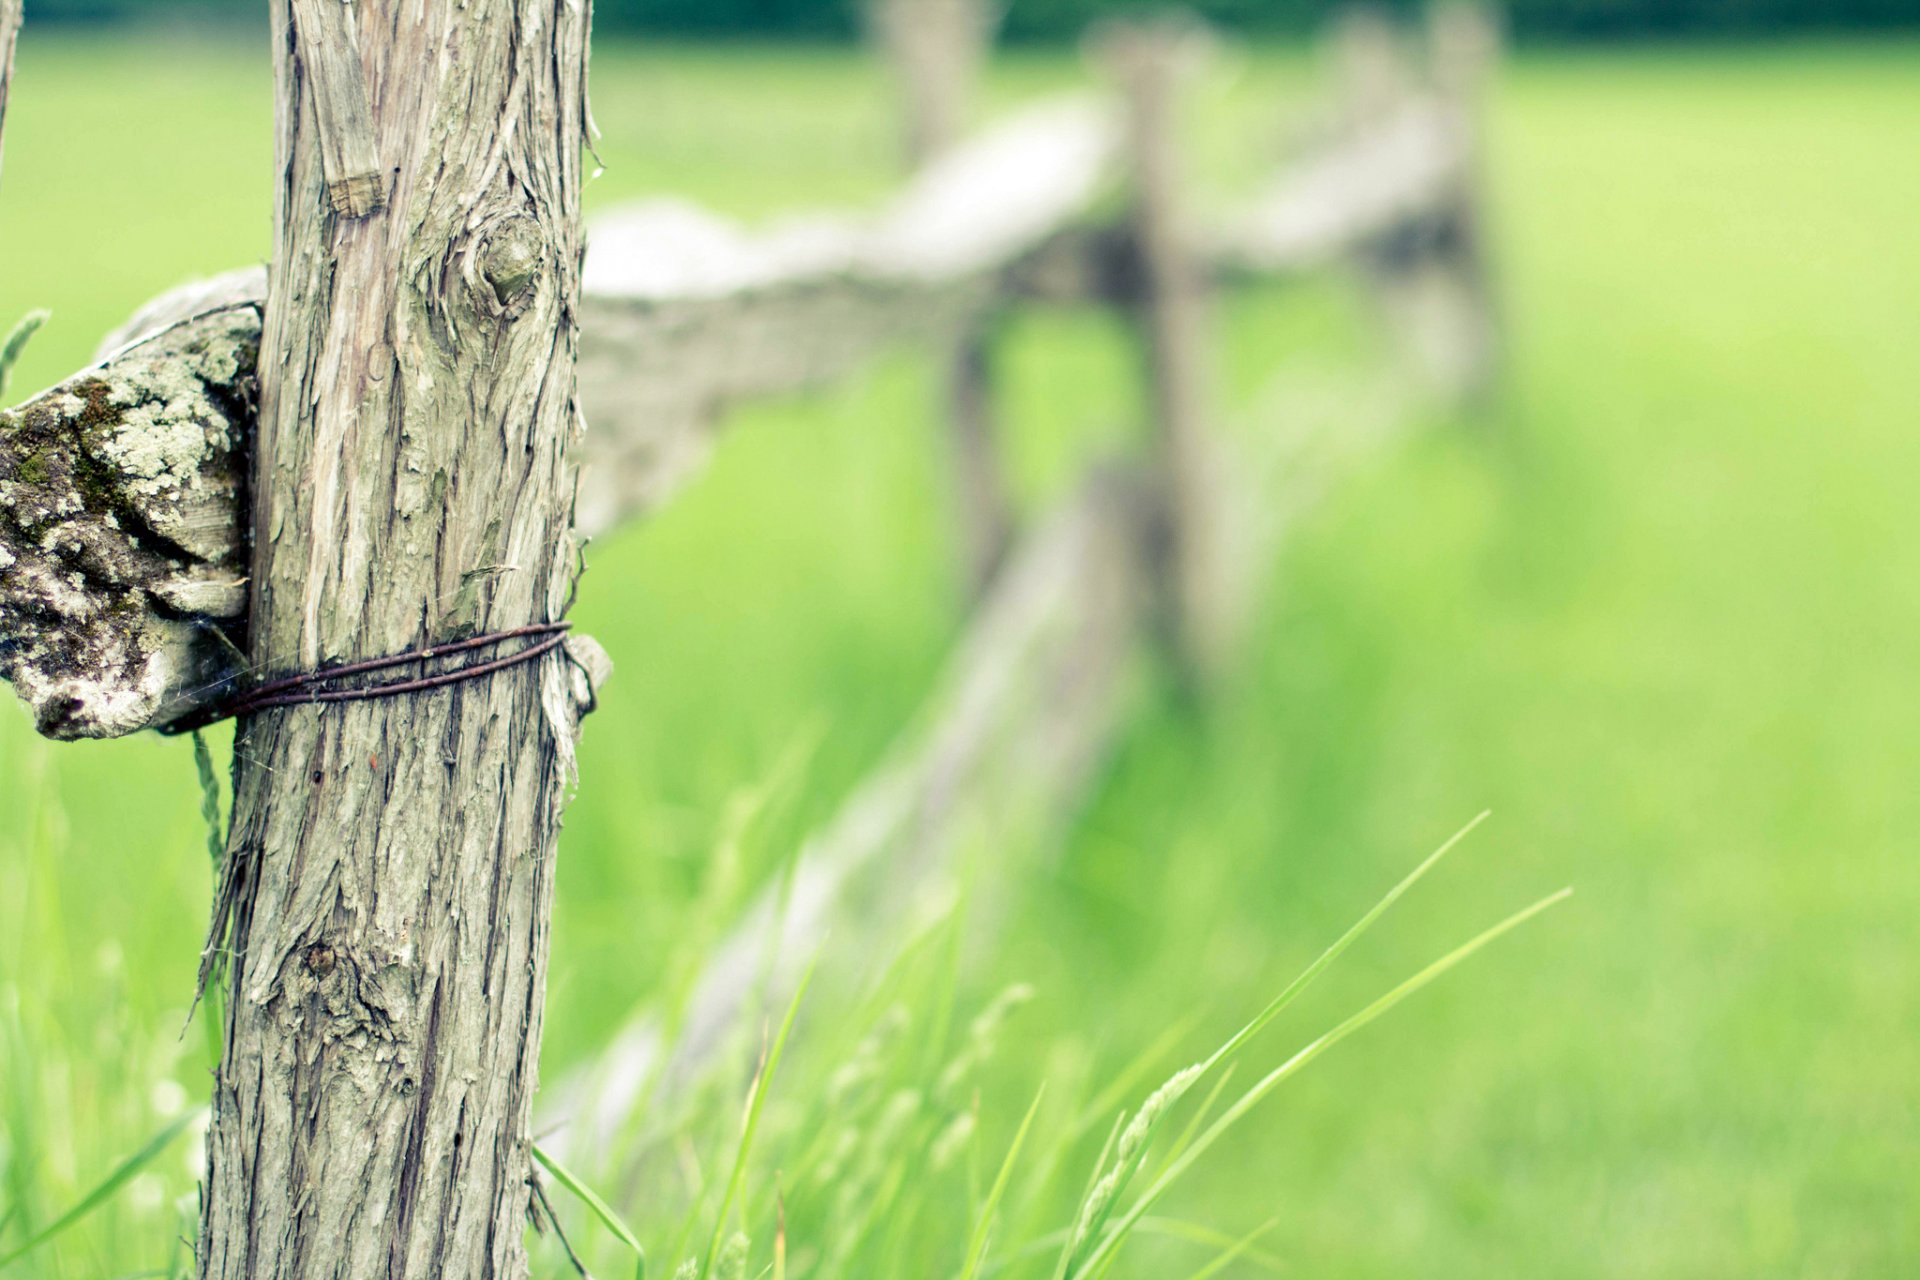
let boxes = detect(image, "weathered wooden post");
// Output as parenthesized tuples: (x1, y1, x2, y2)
(868, 0, 1017, 597)
(1426, 0, 1503, 405)
(191, 0, 597, 1273)
(1332, 7, 1427, 372)
(866, 0, 997, 167)
(1098, 19, 1228, 685)
(1334, 5, 1501, 404)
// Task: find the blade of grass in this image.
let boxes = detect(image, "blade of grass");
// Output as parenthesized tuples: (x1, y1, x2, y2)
(0, 310, 47, 400)
(1048, 1112, 1126, 1280)
(0, 1106, 204, 1270)
(1164, 1216, 1283, 1280)
(1067, 1015, 1198, 1141)
(533, 1141, 649, 1280)
(1154, 1063, 1237, 1177)
(959, 1084, 1047, 1280)
(703, 959, 815, 1278)
(1058, 813, 1491, 1277)
(1196, 810, 1491, 1079)
(773, 1185, 787, 1280)
(1075, 887, 1572, 1277)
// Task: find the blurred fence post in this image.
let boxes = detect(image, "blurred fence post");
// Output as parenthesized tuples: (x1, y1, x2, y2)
(868, 0, 1018, 598)
(1335, 5, 1502, 405)
(1427, 0, 1504, 406)
(867, 0, 998, 166)
(0, 0, 20, 180)
(1333, 9, 1428, 376)
(1101, 17, 1229, 686)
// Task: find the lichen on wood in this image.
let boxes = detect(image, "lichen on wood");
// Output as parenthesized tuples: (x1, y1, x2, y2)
(0, 306, 256, 737)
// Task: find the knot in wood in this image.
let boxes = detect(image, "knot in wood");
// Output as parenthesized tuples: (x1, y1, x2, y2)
(304, 942, 338, 978)
(474, 214, 547, 312)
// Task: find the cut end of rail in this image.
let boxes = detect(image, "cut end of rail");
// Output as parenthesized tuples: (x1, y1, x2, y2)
(327, 171, 388, 219)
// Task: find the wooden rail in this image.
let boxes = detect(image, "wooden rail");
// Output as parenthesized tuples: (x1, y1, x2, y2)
(0, 54, 1480, 739)
(539, 4, 1503, 1162)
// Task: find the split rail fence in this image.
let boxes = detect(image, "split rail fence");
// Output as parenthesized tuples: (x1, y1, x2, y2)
(0, 0, 1501, 1205)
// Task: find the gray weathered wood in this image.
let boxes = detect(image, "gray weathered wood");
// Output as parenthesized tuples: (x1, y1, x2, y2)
(574, 95, 1113, 536)
(1206, 96, 1468, 278)
(1424, 1, 1503, 402)
(866, 0, 999, 167)
(1102, 20, 1229, 684)
(0, 100, 1114, 743)
(0, 0, 18, 180)
(869, 0, 1016, 597)
(195, 0, 594, 1272)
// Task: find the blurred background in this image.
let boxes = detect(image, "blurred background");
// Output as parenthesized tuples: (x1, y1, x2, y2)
(2, 0, 1918, 1276)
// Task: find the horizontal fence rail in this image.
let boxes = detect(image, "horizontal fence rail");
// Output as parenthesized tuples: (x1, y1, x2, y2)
(0, 42, 1482, 739)
(539, 1, 1504, 1167)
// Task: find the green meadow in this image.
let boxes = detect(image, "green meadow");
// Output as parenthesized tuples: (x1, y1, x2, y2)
(2, 32, 1917, 1278)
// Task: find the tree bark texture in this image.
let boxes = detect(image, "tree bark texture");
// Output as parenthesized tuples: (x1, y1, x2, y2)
(197, 0, 592, 1274)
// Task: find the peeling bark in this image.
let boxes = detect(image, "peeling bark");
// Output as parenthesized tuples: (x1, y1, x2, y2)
(195, 0, 593, 1274)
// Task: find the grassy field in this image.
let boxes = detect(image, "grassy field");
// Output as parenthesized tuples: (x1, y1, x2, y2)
(3, 30, 1918, 1279)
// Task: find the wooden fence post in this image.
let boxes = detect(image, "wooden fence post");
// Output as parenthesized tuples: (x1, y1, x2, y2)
(1335, 5, 1502, 404)
(868, 0, 1017, 597)
(866, 0, 998, 167)
(196, 0, 596, 1273)
(1100, 19, 1228, 685)
(1332, 8, 1427, 373)
(1427, 0, 1504, 405)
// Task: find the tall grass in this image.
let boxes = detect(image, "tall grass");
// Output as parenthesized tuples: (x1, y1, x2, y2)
(521, 817, 1566, 1279)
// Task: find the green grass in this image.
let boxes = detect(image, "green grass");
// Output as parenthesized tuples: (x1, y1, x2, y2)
(3, 30, 1919, 1280)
